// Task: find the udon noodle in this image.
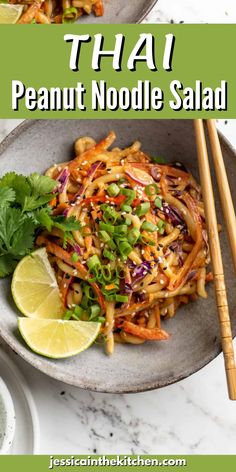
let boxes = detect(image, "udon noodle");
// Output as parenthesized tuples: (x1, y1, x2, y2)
(36, 131, 213, 355)
(9, 0, 104, 23)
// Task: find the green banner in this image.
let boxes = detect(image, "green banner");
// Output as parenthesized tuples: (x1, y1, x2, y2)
(0, 24, 235, 118)
(0, 455, 236, 471)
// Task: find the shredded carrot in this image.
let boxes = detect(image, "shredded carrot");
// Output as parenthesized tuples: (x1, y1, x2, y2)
(123, 321, 170, 340)
(59, 274, 74, 307)
(105, 284, 117, 291)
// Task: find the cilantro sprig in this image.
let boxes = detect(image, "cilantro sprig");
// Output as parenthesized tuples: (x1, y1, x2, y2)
(0, 172, 80, 278)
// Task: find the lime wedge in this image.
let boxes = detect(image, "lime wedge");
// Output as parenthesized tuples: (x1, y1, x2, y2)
(18, 318, 101, 358)
(12, 248, 64, 319)
(0, 4, 23, 24)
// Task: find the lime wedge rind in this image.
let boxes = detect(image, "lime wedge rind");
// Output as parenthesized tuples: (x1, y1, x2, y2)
(0, 4, 23, 24)
(11, 248, 64, 319)
(18, 318, 101, 359)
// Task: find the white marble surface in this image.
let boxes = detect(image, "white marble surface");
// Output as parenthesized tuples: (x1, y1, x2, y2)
(0, 118, 236, 455)
(146, 0, 236, 24)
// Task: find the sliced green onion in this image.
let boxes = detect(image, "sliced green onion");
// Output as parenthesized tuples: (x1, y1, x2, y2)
(115, 224, 128, 236)
(80, 295, 89, 309)
(157, 219, 166, 234)
(108, 239, 117, 250)
(117, 240, 132, 256)
(63, 310, 73, 320)
(89, 304, 101, 320)
(84, 285, 96, 301)
(107, 183, 120, 197)
(71, 252, 79, 263)
(103, 249, 115, 261)
(121, 204, 132, 213)
(157, 219, 166, 228)
(98, 230, 110, 243)
(72, 306, 84, 320)
(62, 7, 78, 23)
(154, 197, 162, 209)
(151, 156, 166, 164)
(125, 216, 132, 226)
(74, 306, 84, 318)
(145, 183, 159, 196)
(99, 221, 115, 234)
(115, 294, 129, 303)
(120, 188, 136, 205)
(101, 266, 112, 282)
(102, 206, 119, 224)
(141, 221, 157, 232)
(87, 255, 101, 272)
(136, 202, 150, 216)
(128, 228, 140, 245)
(104, 293, 116, 302)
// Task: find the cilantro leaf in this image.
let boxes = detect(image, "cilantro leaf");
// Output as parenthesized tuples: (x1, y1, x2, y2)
(32, 210, 81, 234)
(0, 170, 79, 278)
(21, 174, 56, 212)
(0, 255, 18, 278)
(27, 173, 57, 197)
(0, 208, 36, 260)
(0, 172, 56, 212)
(10, 218, 35, 256)
(0, 172, 30, 207)
(34, 208, 53, 232)
(52, 216, 81, 232)
(0, 187, 16, 207)
(22, 194, 54, 212)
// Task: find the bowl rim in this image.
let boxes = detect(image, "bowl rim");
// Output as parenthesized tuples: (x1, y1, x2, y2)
(137, 0, 159, 24)
(0, 377, 15, 454)
(0, 119, 235, 394)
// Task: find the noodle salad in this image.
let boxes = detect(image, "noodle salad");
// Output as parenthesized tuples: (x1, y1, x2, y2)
(7, 0, 104, 23)
(32, 131, 213, 355)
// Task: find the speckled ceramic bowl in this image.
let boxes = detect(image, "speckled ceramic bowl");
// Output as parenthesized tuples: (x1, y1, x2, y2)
(0, 120, 235, 393)
(0, 378, 15, 454)
(78, 1, 158, 24)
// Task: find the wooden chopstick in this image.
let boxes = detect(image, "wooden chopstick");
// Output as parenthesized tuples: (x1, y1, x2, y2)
(206, 120, 236, 274)
(194, 119, 236, 400)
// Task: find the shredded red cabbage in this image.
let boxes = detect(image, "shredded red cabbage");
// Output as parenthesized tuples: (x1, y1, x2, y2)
(131, 261, 152, 286)
(75, 162, 102, 199)
(62, 207, 70, 217)
(151, 167, 161, 181)
(73, 244, 82, 256)
(124, 283, 133, 294)
(169, 241, 184, 267)
(162, 202, 185, 228)
(54, 167, 69, 193)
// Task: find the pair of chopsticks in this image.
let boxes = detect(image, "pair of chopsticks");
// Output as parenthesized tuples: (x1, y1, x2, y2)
(194, 119, 236, 400)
